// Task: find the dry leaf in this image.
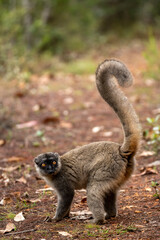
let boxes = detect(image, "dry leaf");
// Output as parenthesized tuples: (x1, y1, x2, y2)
(0, 197, 12, 206)
(16, 120, 37, 129)
(92, 126, 104, 133)
(42, 116, 60, 124)
(130, 95, 141, 103)
(0, 223, 16, 234)
(153, 108, 160, 114)
(145, 188, 152, 192)
(60, 121, 72, 129)
(58, 231, 72, 237)
(14, 212, 25, 222)
(32, 104, 45, 112)
(145, 79, 155, 86)
(140, 167, 158, 176)
(16, 177, 27, 184)
(36, 187, 53, 193)
(84, 102, 94, 108)
(102, 131, 113, 137)
(122, 205, 134, 210)
(14, 91, 26, 98)
(29, 198, 41, 203)
(70, 210, 92, 220)
(70, 210, 92, 216)
(0, 166, 19, 172)
(20, 197, 41, 203)
(119, 189, 125, 192)
(1, 173, 10, 186)
(63, 97, 74, 104)
(147, 160, 160, 167)
(135, 210, 142, 213)
(5, 156, 26, 162)
(139, 151, 155, 157)
(0, 139, 5, 146)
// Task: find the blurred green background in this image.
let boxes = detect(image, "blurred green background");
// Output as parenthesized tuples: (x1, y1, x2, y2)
(1, 0, 160, 80)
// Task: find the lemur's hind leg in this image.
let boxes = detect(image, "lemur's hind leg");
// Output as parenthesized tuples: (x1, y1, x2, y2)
(104, 191, 117, 219)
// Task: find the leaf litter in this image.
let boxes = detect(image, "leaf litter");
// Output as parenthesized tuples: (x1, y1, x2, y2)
(0, 47, 160, 239)
(0, 223, 16, 234)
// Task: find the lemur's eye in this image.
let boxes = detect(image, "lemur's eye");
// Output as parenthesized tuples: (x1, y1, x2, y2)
(42, 163, 46, 167)
(53, 161, 56, 165)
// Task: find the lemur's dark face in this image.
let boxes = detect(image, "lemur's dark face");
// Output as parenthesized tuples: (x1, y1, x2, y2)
(34, 152, 61, 176)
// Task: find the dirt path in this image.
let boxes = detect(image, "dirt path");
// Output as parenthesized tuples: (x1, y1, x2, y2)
(0, 44, 160, 239)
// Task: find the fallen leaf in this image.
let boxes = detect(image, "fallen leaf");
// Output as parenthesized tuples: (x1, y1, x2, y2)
(70, 210, 92, 220)
(63, 97, 74, 104)
(29, 198, 41, 203)
(42, 116, 60, 124)
(147, 160, 160, 167)
(145, 78, 155, 86)
(60, 121, 72, 129)
(36, 187, 53, 193)
(11, 192, 21, 198)
(139, 151, 156, 157)
(58, 231, 72, 237)
(4, 156, 26, 162)
(32, 104, 45, 112)
(14, 91, 26, 98)
(92, 126, 104, 133)
(0, 223, 16, 234)
(16, 177, 27, 184)
(16, 121, 37, 129)
(145, 188, 152, 192)
(1, 173, 10, 186)
(140, 167, 158, 176)
(70, 210, 92, 216)
(130, 95, 141, 103)
(119, 189, 125, 192)
(20, 197, 41, 203)
(153, 108, 160, 114)
(122, 205, 134, 210)
(0, 166, 19, 172)
(22, 192, 29, 198)
(102, 131, 113, 137)
(0, 197, 12, 206)
(14, 212, 25, 222)
(84, 102, 94, 108)
(135, 224, 145, 228)
(0, 139, 6, 146)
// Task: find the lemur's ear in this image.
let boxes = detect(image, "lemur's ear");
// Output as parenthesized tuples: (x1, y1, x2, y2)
(34, 157, 39, 164)
(54, 152, 59, 158)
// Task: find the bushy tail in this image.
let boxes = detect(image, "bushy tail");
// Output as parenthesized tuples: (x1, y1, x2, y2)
(96, 59, 141, 157)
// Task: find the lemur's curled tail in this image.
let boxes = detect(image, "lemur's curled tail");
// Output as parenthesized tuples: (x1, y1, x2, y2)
(96, 59, 141, 157)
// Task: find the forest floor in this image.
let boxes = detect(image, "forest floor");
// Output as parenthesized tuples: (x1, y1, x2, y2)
(0, 41, 160, 239)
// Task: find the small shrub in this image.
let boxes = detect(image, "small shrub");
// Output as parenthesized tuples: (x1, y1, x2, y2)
(143, 34, 160, 81)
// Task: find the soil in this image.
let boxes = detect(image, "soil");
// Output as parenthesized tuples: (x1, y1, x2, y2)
(0, 43, 160, 240)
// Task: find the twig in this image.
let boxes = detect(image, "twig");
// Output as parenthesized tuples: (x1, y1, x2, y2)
(5, 228, 36, 236)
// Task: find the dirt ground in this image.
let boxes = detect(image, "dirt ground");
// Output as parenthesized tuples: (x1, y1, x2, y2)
(0, 42, 160, 239)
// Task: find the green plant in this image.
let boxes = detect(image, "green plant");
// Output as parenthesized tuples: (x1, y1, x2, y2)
(144, 115, 160, 151)
(143, 33, 160, 80)
(7, 212, 16, 219)
(151, 181, 160, 199)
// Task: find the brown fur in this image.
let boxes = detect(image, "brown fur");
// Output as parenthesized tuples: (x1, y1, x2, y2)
(34, 59, 141, 224)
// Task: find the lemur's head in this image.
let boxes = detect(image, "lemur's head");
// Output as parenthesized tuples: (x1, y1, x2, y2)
(34, 152, 61, 176)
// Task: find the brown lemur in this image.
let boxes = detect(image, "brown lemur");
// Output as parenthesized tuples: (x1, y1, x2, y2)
(34, 59, 141, 224)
